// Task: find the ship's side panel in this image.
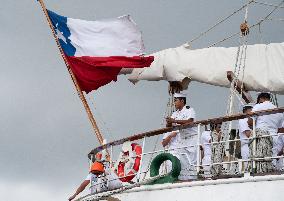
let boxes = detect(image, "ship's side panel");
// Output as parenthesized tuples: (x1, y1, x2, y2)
(111, 176, 284, 201)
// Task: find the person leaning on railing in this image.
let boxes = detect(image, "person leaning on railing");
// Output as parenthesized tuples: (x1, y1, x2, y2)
(68, 161, 122, 201)
(247, 92, 284, 173)
(166, 92, 198, 181)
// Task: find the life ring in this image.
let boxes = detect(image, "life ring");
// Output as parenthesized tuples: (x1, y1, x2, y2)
(116, 142, 142, 182)
(149, 153, 181, 185)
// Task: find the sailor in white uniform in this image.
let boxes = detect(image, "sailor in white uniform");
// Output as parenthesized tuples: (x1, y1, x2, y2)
(248, 92, 284, 172)
(238, 104, 253, 170)
(68, 161, 122, 201)
(166, 92, 198, 180)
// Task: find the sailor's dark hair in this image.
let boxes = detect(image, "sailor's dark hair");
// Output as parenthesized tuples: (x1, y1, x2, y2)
(243, 105, 253, 113)
(175, 97, 186, 105)
(210, 123, 222, 131)
(257, 92, 271, 103)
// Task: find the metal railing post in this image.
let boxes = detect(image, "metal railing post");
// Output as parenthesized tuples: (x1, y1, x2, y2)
(196, 124, 201, 174)
(252, 117, 256, 173)
(89, 155, 93, 169)
(110, 145, 113, 167)
(137, 136, 146, 182)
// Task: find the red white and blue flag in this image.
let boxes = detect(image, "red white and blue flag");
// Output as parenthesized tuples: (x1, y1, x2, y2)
(47, 10, 154, 92)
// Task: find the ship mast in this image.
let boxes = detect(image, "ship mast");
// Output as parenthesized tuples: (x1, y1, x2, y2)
(38, 0, 104, 145)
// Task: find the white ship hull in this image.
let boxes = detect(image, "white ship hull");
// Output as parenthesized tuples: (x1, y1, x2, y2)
(82, 174, 284, 201)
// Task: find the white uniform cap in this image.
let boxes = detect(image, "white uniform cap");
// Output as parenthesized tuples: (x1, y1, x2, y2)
(256, 91, 272, 95)
(174, 93, 187, 98)
(240, 103, 254, 112)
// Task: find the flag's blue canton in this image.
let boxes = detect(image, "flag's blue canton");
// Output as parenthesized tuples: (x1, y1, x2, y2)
(47, 10, 76, 56)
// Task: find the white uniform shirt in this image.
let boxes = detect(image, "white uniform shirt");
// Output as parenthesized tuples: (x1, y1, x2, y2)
(162, 132, 181, 151)
(201, 131, 212, 160)
(238, 118, 251, 159)
(252, 101, 283, 134)
(171, 106, 197, 137)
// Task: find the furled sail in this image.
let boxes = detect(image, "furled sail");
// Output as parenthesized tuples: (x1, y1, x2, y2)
(128, 42, 284, 94)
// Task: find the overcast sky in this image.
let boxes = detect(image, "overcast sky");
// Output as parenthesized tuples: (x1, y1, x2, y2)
(0, 0, 283, 200)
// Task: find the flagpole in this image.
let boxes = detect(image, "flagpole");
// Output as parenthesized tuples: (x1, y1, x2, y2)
(38, 0, 104, 145)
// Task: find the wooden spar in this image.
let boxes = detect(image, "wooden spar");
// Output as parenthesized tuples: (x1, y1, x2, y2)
(227, 71, 253, 103)
(88, 107, 284, 158)
(38, 0, 104, 145)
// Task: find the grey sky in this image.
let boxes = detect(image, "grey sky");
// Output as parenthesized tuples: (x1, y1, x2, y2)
(0, 0, 283, 200)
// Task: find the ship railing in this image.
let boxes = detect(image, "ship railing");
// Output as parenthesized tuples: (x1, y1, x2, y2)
(79, 173, 169, 201)
(119, 133, 284, 177)
(87, 107, 284, 189)
(195, 133, 284, 173)
(85, 151, 284, 201)
(89, 107, 284, 155)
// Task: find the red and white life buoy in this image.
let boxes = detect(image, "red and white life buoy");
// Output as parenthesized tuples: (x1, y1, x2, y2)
(115, 142, 142, 182)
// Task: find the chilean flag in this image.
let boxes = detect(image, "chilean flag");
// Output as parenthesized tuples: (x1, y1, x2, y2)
(47, 10, 154, 93)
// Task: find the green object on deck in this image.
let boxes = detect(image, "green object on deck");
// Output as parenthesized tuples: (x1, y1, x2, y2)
(149, 153, 181, 185)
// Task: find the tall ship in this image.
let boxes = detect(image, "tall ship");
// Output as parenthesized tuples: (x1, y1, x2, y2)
(37, 0, 284, 200)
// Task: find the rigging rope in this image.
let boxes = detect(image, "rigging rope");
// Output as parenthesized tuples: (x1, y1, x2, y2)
(254, 0, 284, 8)
(220, 1, 251, 165)
(87, 93, 112, 138)
(239, 38, 249, 97)
(208, 0, 284, 47)
(224, 36, 248, 132)
(185, 0, 255, 46)
(271, 93, 279, 107)
(261, 18, 284, 21)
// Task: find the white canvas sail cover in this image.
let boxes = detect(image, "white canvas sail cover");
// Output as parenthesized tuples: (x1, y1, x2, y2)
(128, 42, 284, 94)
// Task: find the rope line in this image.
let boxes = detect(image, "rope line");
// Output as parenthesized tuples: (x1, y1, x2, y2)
(260, 18, 284, 21)
(86, 94, 112, 138)
(222, 0, 251, 161)
(208, 0, 284, 47)
(254, 0, 284, 8)
(186, 0, 255, 46)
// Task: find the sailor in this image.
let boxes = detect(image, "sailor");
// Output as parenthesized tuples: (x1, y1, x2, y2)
(238, 104, 253, 170)
(68, 161, 122, 201)
(166, 92, 197, 180)
(247, 92, 284, 173)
